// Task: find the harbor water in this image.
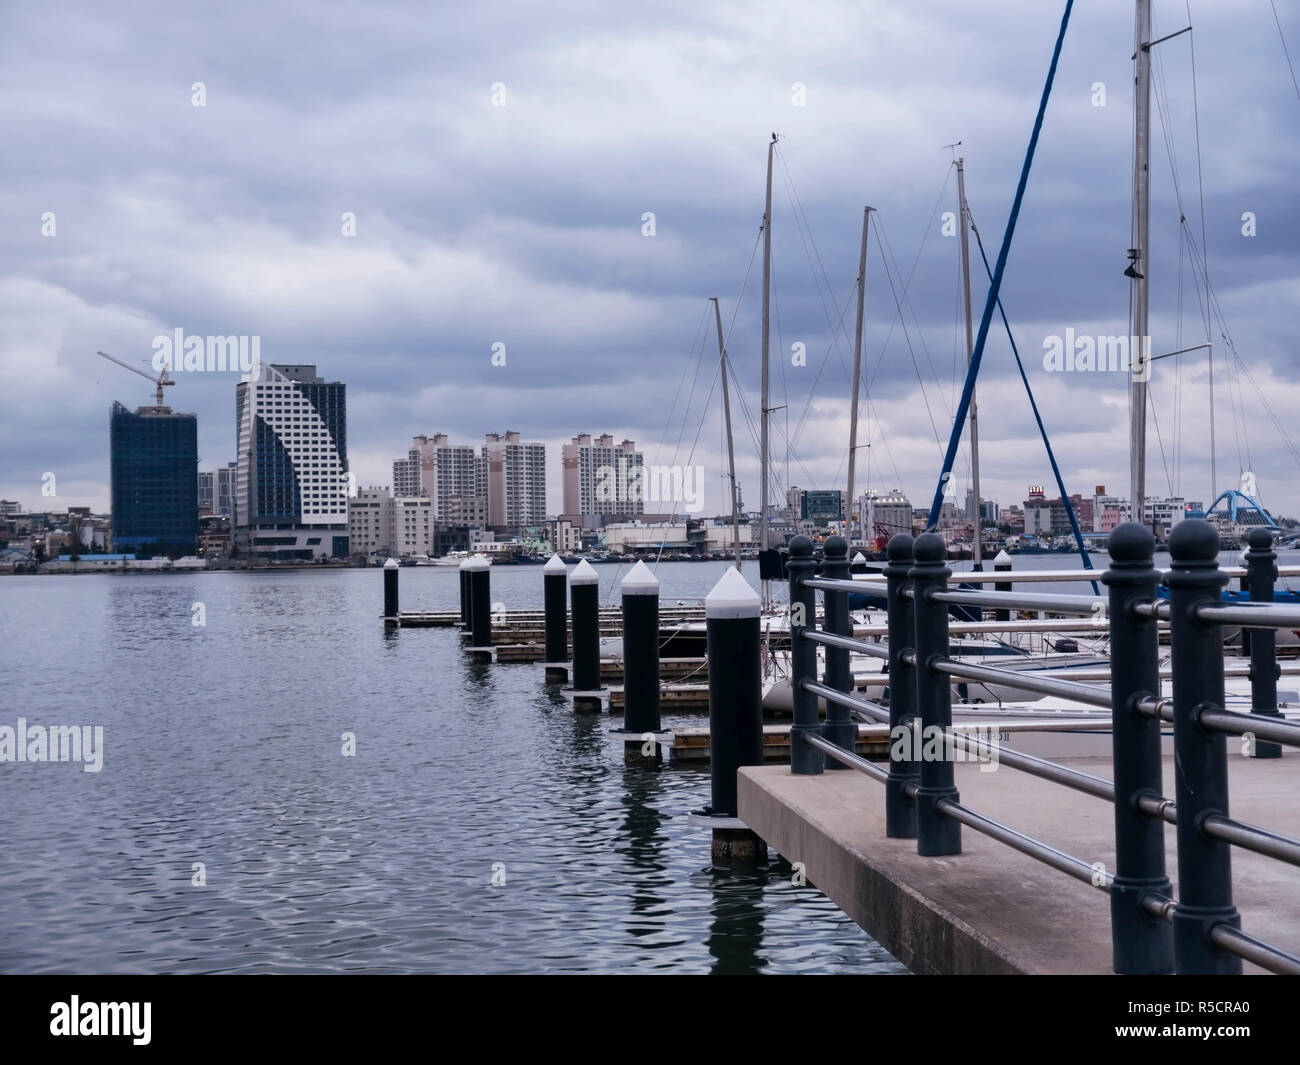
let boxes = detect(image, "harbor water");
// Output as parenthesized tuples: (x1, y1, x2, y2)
(0, 561, 903, 974)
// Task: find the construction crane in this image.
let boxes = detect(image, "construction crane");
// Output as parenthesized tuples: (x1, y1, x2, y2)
(97, 350, 174, 407)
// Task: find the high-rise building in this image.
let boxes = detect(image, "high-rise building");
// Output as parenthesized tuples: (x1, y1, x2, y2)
(393, 450, 422, 497)
(110, 400, 198, 554)
(562, 433, 644, 524)
(234, 364, 349, 560)
(400, 434, 488, 525)
(198, 462, 237, 518)
(483, 431, 546, 533)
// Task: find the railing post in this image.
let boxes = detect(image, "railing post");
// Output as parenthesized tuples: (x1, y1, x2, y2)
(568, 558, 603, 710)
(910, 532, 960, 856)
(1244, 527, 1283, 759)
(884, 534, 918, 839)
(787, 536, 824, 775)
(621, 561, 661, 761)
(466, 554, 492, 662)
(542, 554, 569, 684)
(383, 557, 399, 624)
(1103, 523, 1173, 974)
(821, 535, 855, 765)
(1167, 518, 1241, 974)
(704, 567, 765, 860)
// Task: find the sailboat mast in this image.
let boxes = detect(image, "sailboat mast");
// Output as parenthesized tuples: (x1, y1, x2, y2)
(1129, 0, 1153, 526)
(956, 158, 983, 567)
(845, 206, 872, 547)
(759, 134, 775, 605)
(713, 297, 741, 569)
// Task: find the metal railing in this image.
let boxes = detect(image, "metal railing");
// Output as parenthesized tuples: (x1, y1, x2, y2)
(785, 520, 1300, 975)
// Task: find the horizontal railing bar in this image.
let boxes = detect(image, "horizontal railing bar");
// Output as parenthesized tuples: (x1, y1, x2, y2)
(1131, 601, 1170, 620)
(801, 680, 891, 725)
(1135, 696, 1174, 722)
(1208, 923, 1300, 976)
(929, 589, 1108, 616)
(1197, 601, 1300, 629)
(801, 628, 891, 659)
(934, 797, 1112, 889)
(940, 727, 1116, 801)
(804, 576, 874, 595)
(805, 732, 890, 782)
(1203, 815, 1300, 867)
(849, 565, 1300, 584)
(1197, 707, 1300, 748)
(1136, 792, 1177, 825)
(929, 658, 1114, 707)
(1142, 893, 1176, 922)
(852, 618, 1170, 635)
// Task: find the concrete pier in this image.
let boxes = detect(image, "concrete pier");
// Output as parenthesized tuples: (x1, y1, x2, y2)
(739, 753, 1300, 975)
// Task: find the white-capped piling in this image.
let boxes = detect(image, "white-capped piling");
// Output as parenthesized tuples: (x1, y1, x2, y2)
(620, 560, 662, 763)
(851, 550, 869, 575)
(568, 559, 603, 711)
(993, 548, 1013, 622)
(702, 566, 766, 861)
(458, 556, 472, 627)
(541, 554, 569, 684)
(465, 554, 493, 662)
(383, 558, 399, 624)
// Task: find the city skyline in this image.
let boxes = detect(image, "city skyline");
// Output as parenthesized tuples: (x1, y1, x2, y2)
(3, 2, 1298, 526)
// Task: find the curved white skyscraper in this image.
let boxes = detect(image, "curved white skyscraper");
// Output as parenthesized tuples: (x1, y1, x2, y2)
(234, 364, 349, 560)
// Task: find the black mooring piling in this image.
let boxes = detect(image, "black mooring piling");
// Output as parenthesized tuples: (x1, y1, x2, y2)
(466, 554, 493, 663)
(621, 560, 662, 763)
(568, 559, 603, 711)
(383, 558, 399, 624)
(459, 558, 471, 628)
(542, 553, 569, 684)
(703, 565, 765, 861)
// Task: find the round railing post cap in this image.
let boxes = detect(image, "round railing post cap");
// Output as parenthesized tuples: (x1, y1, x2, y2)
(789, 535, 814, 557)
(913, 532, 946, 563)
(886, 533, 914, 561)
(1247, 527, 1273, 551)
(823, 535, 847, 559)
(1169, 518, 1220, 562)
(1107, 522, 1155, 562)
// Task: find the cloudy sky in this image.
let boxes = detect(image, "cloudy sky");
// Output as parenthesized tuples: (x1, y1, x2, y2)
(3, 0, 1298, 522)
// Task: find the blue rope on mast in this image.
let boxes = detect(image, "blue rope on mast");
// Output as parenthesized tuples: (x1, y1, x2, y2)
(971, 223, 1100, 597)
(925, 0, 1075, 533)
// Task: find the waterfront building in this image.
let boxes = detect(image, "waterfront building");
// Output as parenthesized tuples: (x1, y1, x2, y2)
(393, 449, 422, 497)
(802, 490, 843, 526)
(110, 400, 198, 555)
(483, 431, 546, 534)
(234, 364, 348, 560)
(544, 517, 582, 554)
(198, 462, 237, 519)
(562, 433, 645, 526)
(347, 487, 435, 557)
(858, 489, 914, 539)
(401, 434, 488, 525)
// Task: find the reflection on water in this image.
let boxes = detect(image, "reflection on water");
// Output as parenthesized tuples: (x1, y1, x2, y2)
(0, 565, 906, 974)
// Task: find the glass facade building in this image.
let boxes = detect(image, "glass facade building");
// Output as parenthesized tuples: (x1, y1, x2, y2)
(109, 401, 198, 553)
(234, 365, 349, 560)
